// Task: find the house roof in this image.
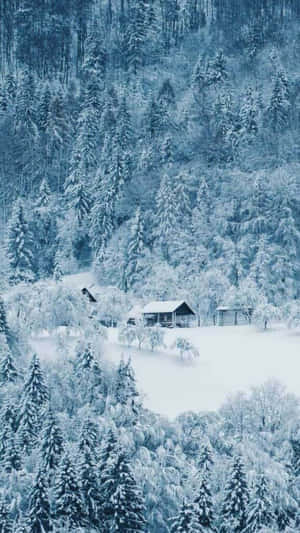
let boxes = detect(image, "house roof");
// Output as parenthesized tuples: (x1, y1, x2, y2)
(143, 300, 190, 314)
(217, 305, 253, 311)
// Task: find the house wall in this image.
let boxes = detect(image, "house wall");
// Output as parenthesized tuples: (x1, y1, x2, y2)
(218, 309, 252, 326)
(175, 314, 196, 327)
(144, 312, 196, 327)
(144, 312, 173, 326)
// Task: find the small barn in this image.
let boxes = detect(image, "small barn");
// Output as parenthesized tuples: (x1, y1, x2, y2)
(142, 301, 196, 328)
(216, 306, 253, 326)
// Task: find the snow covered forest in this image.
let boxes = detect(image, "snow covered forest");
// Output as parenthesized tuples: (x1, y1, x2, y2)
(0, 0, 300, 531)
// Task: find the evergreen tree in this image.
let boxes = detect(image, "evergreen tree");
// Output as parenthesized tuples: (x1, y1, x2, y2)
(99, 429, 119, 469)
(37, 84, 51, 133)
(249, 236, 271, 295)
(122, 207, 146, 291)
(192, 55, 208, 94)
(0, 402, 18, 433)
(18, 356, 48, 453)
(267, 73, 290, 133)
(244, 474, 275, 532)
(75, 340, 94, 374)
(115, 358, 139, 407)
(89, 174, 115, 259)
(54, 454, 86, 529)
(210, 50, 228, 85)
(78, 418, 99, 460)
(290, 437, 300, 478)
(71, 181, 90, 225)
(102, 451, 146, 532)
(17, 399, 38, 455)
(23, 354, 49, 409)
(192, 177, 211, 248)
(83, 31, 107, 79)
(171, 501, 202, 532)
(127, 1, 148, 74)
(156, 174, 178, 261)
(74, 342, 104, 404)
(4, 74, 16, 104)
(161, 135, 174, 166)
(221, 455, 249, 532)
(33, 180, 57, 278)
(28, 469, 52, 533)
(6, 199, 35, 284)
(0, 299, 9, 341)
(53, 256, 63, 282)
(240, 87, 258, 137)
(73, 106, 99, 176)
(118, 96, 133, 153)
(146, 97, 168, 138)
(2, 426, 22, 473)
(40, 408, 64, 474)
(0, 336, 18, 386)
(247, 174, 270, 239)
(0, 84, 8, 114)
(46, 90, 70, 155)
(100, 92, 117, 138)
(0, 498, 13, 533)
(15, 69, 37, 136)
(174, 174, 191, 223)
(79, 447, 102, 530)
(274, 195, 300, 254)
(194, 475, 214, 530)
(198, 442, 214, 475)
(36, 179, 51, 209)
(158, 79, 176, 108)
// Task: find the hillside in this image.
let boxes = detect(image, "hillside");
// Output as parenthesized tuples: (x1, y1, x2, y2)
(1, 1, 300, 531)
(0, 0, 300, 322)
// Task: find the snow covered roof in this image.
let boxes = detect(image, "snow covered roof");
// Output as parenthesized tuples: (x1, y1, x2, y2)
(217, 305, 253, 311)
(143, 300, 187, 314)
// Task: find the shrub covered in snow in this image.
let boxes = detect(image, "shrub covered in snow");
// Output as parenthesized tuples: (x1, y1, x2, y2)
(118, 324, 137, 347)
(6, 281, 89, 335)
(146, 325, 165, 352)
(172, 337, 200, 362)
(253, 302, 281, 330)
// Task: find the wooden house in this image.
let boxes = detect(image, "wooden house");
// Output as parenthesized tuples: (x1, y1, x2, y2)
(142, 300, 196, 328)
(216, 306, 253, 326)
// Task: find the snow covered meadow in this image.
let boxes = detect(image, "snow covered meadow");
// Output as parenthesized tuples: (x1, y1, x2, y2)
(30, 315, 300, 418)
(21, 270, 299, 420)
(107, 325, 300, 417)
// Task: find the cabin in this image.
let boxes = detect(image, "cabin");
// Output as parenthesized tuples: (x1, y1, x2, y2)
(142, 300, 196, 328)
(216, 306, 253, 326)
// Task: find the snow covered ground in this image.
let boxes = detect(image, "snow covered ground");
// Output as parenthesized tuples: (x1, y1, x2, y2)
(106, 325, 300, 418)
(28, 270, 300, 418)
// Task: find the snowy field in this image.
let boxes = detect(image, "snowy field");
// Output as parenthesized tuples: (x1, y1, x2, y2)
(106, 326, 300, 418)
(26, 272, 300, 418)
(31, 324, 300, 418)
